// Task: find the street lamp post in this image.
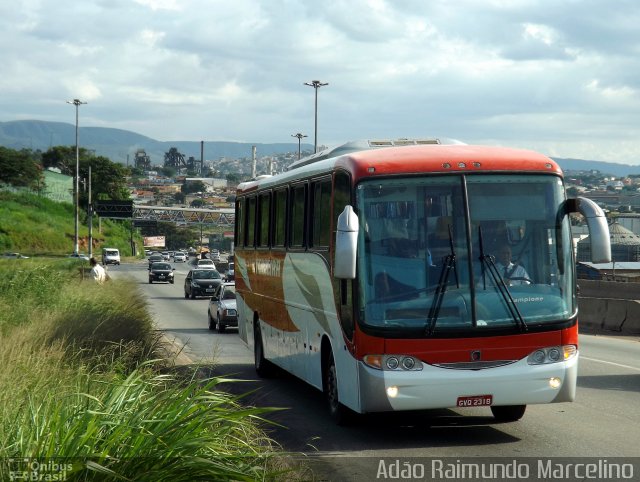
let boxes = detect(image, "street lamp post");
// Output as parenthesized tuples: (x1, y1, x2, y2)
(304, 80, 328, 153)
(66, 98, 87, 256)
(291, 133, 308, 159)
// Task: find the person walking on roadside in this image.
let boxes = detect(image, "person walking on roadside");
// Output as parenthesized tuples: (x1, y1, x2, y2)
(90, 257, 107, 284)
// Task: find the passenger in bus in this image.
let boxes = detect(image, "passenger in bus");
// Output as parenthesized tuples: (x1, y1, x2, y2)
(495, 244, 531, 286)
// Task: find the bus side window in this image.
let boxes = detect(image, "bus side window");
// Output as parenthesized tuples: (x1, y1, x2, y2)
(333, 171, 351, 236)
(311, 178, 331, 248)
(289, 183, 307, 248)
(333, 171, 354, 340)
(245, 196, 257, 247)
(235, 198, 245, 247)
(257, 192, 271, 247)
(273, 189, 287, 247)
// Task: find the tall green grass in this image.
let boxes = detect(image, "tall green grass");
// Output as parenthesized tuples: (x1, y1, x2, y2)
(0, 261, 301, 481)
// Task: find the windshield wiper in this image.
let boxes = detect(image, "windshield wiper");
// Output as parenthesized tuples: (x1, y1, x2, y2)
(425, 225, 459, 336)
(478, 227, 528, 332)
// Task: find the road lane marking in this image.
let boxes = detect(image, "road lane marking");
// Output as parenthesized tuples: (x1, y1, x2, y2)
(581, 356, 640, 372)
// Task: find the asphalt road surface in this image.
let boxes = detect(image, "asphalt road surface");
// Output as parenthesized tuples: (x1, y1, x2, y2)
(110, 261, 640, 481)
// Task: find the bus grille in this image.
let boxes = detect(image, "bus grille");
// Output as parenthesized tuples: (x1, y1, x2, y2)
(431, 360, 517, 370)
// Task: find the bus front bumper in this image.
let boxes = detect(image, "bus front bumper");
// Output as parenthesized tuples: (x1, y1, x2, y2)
(357, 354, 578, 413)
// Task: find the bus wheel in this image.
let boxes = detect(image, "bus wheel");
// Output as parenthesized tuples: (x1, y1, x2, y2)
(254, 326, 273, 377)
(491, 405, 526, 422)
(325, 353, 352, 425)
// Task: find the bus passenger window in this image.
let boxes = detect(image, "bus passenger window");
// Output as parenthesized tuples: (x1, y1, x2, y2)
(235, 199, 245, 247)
(312, 179, 331, 248)
(257, 193, 271, 247)
(273, 189, 287, 247)
(245, 196, 257, 247)
(290, 184, 307, 247)
(333, 171, 351, 231)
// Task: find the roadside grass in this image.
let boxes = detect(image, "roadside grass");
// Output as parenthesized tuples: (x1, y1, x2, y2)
(0, 260, 303, 481)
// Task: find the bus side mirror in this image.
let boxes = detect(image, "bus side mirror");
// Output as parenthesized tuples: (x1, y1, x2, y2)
(334, 205, 359, 279)
(566, 197, 611, 263)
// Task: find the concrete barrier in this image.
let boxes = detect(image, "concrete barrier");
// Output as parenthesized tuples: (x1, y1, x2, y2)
(578, 297, 640, 335)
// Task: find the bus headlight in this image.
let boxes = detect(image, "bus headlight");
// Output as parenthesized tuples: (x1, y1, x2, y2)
(527, 345, 577, 365)
(364, 355, 423, 371)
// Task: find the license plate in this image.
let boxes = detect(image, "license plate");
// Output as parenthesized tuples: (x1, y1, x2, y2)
(206, 288, 214, 292)
(159, 275, 165, 279)
(456, 395, 493, 407)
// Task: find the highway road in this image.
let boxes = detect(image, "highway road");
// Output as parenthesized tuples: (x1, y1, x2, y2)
(110, 260, 640, 480)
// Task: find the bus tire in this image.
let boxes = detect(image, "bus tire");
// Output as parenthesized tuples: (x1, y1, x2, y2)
(324, 352, 353, 425)
(254, 326, 274, 377)
(491, 405, 526, 422)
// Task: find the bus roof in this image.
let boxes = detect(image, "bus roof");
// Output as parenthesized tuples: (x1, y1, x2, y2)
(286, 137, 463, 170)
(237, 142, 562, 194)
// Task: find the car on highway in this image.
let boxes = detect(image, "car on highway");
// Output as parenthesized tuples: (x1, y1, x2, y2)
(196, 258, 216, 270)
(173, 252, 187, 262)
(1, 252, 29, 259)
(148, 262, 175, 284)
(148, 254, 164, 268)
(224, 262, 235, 281)
(208, 282, 237, 332)
(184, 269, 223, 299)
(102, 248, 120, 266)
(67, 253, 90, 261)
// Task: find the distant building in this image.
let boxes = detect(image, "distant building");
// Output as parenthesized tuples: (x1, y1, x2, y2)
(577, 261, 640, 281)
(577, 221, 640, 262)
(185, 178, 228, 191)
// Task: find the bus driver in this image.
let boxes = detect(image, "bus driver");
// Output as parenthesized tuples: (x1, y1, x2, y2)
(494, 244, 531, 286)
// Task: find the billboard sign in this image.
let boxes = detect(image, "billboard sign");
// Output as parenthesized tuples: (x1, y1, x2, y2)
(143, 236, 165, 248)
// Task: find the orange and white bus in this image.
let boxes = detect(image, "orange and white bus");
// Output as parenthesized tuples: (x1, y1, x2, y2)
(234, 139, 610, 424)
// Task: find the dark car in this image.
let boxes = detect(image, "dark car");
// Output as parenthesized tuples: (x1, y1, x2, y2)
(208, 282, 237, 332)
(149, 262, 175, 284)
(184, 269, 222, 299)
(148, 254, 164, 269)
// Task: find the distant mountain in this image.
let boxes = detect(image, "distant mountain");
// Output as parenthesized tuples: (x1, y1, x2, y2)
(553, 157, 640, 177)
(3, 120, 640, 176)
(0, 120, 313, 165)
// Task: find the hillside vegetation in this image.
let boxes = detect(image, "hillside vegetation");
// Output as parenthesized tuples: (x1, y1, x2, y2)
(0, 191, 141, 257)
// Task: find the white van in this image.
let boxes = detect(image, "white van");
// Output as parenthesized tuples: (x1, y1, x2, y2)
(102, 248, 121, 265)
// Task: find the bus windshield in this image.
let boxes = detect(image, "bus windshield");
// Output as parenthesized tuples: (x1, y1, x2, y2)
(356, 174, 574, 337)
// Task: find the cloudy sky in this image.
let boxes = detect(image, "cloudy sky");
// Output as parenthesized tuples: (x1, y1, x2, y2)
(1, 0, 640, 163)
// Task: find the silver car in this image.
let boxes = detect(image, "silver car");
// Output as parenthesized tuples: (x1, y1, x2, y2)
(208, 282, 237, 332)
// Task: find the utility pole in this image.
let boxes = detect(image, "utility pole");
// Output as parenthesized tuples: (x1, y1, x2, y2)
(88, 166, 93, 259)
(304, 80, 328, 153)
(66, 98, 87, 256)
(292, 133, 308, 159)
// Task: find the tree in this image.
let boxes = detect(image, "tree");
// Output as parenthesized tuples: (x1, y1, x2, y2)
(173, 192, 186, 204)
(41, 146, 130, 206)
(225, 172, 241, 184)
(181, 180, 207, 195)
(84, 155, 130, 202)
(0, 147, 43, 189)
(190, 199, 205, 208)
(160, 166, 177, 178)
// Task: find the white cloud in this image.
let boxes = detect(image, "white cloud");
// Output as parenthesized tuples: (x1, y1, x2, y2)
(1, 0, 640, 163)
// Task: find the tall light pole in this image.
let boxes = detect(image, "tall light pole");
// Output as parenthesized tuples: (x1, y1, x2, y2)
(304, 80, 328, 153)
(291, 133, 308, 159)
(67, 98, 87, 256)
